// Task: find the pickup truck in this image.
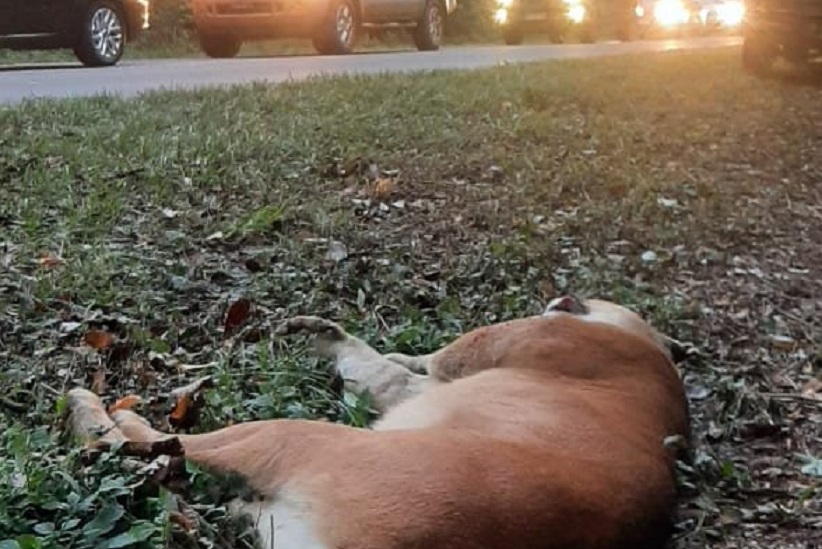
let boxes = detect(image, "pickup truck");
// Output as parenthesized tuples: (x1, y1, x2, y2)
(192, 0, 458, 57)
(742, 0, 822, 74)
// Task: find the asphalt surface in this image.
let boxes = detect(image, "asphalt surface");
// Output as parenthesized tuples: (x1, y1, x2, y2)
(0, 36, 741, 104)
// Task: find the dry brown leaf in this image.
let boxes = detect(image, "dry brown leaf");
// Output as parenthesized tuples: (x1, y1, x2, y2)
(168, 377, 214, 430)
(85, 329, 114, 350)
(372, 177, 396, 199)
(168, 394, 194, 427)
(169, 510, 196, 533)
(38, 253, 65, 269)
(91, 369, 106, 395)
(224, 297, 252, 335)
(108, 395, 144, 413)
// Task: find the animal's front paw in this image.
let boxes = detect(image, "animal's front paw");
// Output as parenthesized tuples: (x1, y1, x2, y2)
(274, 316, 347, 341)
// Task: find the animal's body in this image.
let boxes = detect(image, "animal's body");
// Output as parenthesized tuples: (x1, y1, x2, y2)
(67, 296, 690, 549)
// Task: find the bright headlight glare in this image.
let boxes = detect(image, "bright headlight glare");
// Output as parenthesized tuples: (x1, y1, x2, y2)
(716, 1, 744, 25)
(494, 7, 508, 23)
(653, 0, 690, 26)
(567, 4, 585, 23)
(497, 0, 514, 8)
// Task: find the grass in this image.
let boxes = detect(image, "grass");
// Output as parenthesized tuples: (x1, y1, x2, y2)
(1, 47, 821, 549)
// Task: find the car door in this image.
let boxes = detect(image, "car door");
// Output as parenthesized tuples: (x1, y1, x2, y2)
(381, 0, 422, 22)
(359, 0, 397, 22)
(12, 0, 76, 35)
(0, 0, 14, 34)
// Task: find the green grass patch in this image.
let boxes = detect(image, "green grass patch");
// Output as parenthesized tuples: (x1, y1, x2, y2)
(1, 48, 820, 548)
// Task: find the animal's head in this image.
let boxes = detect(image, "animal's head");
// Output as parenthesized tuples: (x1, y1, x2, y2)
(542, 295, 680, 363)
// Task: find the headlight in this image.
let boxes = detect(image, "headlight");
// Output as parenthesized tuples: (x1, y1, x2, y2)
(567, 3, 585, 23)
(716, 1, 744, 25)
(635, 4, 645, 17)
(653, 0, 690, 26)
(494, 7, 508, 23)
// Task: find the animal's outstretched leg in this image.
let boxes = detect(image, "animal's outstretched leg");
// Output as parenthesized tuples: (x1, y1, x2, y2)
(275, 316, 433, 412)
(383, 352, 434, 375)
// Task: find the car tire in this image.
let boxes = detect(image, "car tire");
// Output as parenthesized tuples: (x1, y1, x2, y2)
(73, 1, 127, 67)
(502, 26, 524, 45)
(412, 0, 445, 51)
(199, 33, 243, 58)
(742, 32, 777, 76)
(313, 0, 359, 55)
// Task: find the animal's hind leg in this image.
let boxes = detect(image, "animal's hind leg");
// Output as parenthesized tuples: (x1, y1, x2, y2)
(276, 316, 434, 412)
(383, 352, 434, 375)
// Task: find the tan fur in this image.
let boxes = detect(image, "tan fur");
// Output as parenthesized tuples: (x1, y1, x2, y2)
(70, 298, 690, 549)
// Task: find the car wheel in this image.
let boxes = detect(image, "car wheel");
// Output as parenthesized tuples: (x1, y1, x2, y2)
(199, 33, 243, 58)
(413, 0, 445, 51)
(313, 0, 359, 55)
(742, 32, 777, 76)
(502, 26, 524, 45)
(73, 1, 126, 67)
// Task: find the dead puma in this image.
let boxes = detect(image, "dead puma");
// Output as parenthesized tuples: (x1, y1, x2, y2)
(67, 296, 690, 549)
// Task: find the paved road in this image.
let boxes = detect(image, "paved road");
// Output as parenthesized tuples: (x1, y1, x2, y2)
(0, 36, 741, 104)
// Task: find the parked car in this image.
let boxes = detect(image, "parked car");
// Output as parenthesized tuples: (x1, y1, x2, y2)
(0, 0, 150, 66)
(742, 0, 822, 75)
(192, 0, 458, 57)
(493, 0, 595, 45)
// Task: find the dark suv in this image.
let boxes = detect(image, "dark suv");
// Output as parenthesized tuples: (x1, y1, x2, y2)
(742, 0, 822, 75)
(0, 0, 150, 66)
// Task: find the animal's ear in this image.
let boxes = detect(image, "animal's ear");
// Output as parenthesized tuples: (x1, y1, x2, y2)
(543, 295, 589, 315)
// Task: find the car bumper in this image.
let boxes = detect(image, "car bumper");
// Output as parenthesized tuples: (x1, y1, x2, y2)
(494, 3, 591, 29)
(193, 0, 329, 39)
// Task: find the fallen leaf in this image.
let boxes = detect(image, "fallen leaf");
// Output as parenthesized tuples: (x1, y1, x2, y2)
(91, 369, 106, 394)
(224, 297, 252, 335)
(797, 454, 822, 478)
(38, 253, 65, 269)
(768, 335, 797, 352)
(641, 250, 658, 263)
(168, 377, 214, 430)
(108, 395, 144, 414)
(169, 511, 195, 533)
(326, 240, 348, 263)
(657, 197, 679, 209)
(85, 329, 114, 350)
(168, 394, 193, 427)
(372, 177, 395, 199)
(59, 321, 83, 334)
